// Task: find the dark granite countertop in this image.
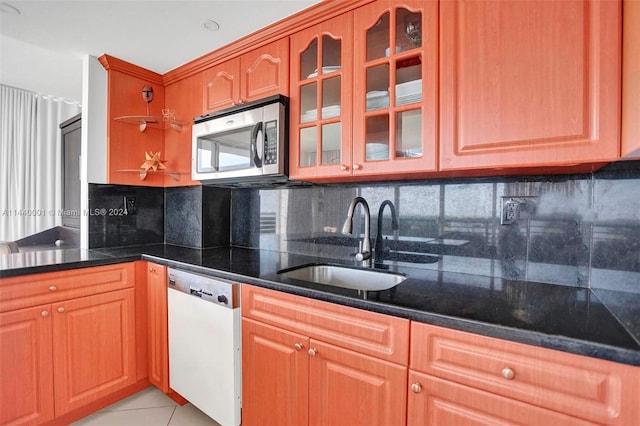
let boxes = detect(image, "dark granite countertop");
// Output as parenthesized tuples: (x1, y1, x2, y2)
(1, 244, 639, 366)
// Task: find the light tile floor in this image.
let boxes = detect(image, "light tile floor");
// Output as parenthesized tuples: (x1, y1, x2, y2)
(71, 387, 221, 426)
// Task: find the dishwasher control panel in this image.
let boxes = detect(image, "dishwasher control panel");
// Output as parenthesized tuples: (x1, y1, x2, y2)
(168, 268, 239, 309)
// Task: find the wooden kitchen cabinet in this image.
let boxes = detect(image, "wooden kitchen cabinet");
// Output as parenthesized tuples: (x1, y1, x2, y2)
(0, 263, 140, 425)
(242, 318, 309, 426)
(439, 0, 622, 172)
(408, 321, 640, 426)
(241, 284, 409, 426)
(622, 0, 640, 159)
(202, 38, 289, 114)
(146, 262, 169, 393)
(352, 0, 437, 178)
(289, 13, 354, 181)
(52, 289, 136, 415)
(0, 305, 55, 426)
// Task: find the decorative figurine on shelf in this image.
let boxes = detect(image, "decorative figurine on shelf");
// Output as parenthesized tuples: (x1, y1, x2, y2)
(140, 151, 166, 171)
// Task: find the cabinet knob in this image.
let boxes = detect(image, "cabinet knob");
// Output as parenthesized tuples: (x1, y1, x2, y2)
(57, 307, 65, 313)
(149, 267, 156, 272)
(48, 286, 57, 292)
(353, 163, 362, 170)
(411, 382, 422, 394)
(501, 367, 515, 380)
(340, 164, 348, 172)
(41, 310, 49, 318)
(308, 348, 317, 357)
(294, 343, 304, 351)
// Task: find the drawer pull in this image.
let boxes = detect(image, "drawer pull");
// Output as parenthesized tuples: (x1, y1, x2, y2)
(41, 310, 49, 317)
(308, 348, 317, 357)
(57, 307, 65, 313)
(48, 286, 57, 292)
(501, 367, 515, 380)
(294, 343, 304, 351)
(411, 382, 422, 394)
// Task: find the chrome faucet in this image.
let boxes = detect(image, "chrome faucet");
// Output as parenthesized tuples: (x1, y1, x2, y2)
(341, 196, 371, 267)
(374, 200, 399, 266)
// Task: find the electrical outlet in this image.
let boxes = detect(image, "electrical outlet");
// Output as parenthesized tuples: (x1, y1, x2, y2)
(125, 197, 136, 215)
(501, 196, 538, 225)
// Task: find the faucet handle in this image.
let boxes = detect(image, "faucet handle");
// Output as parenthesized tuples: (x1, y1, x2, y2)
(355, 241, 371, 262)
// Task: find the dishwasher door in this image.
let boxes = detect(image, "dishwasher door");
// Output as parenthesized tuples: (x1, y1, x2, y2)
(168, 284, 241, 426)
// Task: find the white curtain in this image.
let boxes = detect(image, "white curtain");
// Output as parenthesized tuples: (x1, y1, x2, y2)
(0, 84, 81, 241)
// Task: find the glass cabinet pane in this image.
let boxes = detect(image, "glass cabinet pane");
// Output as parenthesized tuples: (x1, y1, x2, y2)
(396, 57, 422, 105)
(300, 39, 318, 80)
(321, 123, 341, 165)
(299, 127, 317, 167)
(366, 12, 390, 61)
(322, 76, 341, 119)
(396, 110, 422, 158)
(397, 9, 422, 52)
(322, 35, 342, 70)
(366, 65, 390, 111)
(300, 83, 318, 123)
(365, 115, 389, 161)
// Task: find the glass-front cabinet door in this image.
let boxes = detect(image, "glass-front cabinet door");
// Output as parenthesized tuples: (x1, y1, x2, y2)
(353, 1, 437, 177)
(289, 13, 353, 180)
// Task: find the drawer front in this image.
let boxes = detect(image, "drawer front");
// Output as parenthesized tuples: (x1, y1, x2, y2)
(407, 370, 597, 426)
(410, 322, 640, 425)
(0, 263, 135, 312)
(242, 284, 409, 365)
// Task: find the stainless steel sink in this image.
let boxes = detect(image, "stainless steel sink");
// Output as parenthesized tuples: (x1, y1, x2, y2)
(278, 264, 406, 291)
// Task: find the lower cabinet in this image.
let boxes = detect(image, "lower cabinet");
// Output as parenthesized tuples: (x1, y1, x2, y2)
(408, 322, 640, 426)
(0, 263, 138, 426)
(146, 262, 169, 393)
(241, 284, 410, 426)
(0, 305, 55, 425)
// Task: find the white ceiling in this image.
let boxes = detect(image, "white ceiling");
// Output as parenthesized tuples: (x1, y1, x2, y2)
(0, 0, 321, 103)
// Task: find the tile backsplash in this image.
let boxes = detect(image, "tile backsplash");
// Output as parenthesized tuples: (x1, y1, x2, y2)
(89, 160, 640, 294)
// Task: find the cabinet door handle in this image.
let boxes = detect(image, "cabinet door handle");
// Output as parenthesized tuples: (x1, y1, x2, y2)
(48, 286, 57, 292)
(340, 164, 348, 171)
(353, 163, 362, 170)
(411, 382, 422, 393)
(149, 267, 156, 273)
(57, 307, 65, 313)
(41, 310, 50, 318)
(308, 348, 317, 357)
(501, 367, 515, 380)
(294, 343, 304, 351)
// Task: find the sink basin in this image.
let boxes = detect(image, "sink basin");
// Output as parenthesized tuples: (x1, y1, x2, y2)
(278, 264, 406, 291)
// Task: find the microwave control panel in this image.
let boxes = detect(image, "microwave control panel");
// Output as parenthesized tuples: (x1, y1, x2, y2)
(264, 120, 278, 165)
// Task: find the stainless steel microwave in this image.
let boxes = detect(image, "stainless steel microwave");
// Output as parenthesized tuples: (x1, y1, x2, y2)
(192, 95, 288, 184)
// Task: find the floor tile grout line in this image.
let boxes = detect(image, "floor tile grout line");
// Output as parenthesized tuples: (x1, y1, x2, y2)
(167, 406, 177, 426)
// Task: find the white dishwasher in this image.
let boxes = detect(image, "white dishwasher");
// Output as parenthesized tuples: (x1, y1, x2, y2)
(167, 268, 241, 426)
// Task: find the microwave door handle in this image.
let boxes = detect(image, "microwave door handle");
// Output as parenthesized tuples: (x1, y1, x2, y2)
(250, 122, 263, 168)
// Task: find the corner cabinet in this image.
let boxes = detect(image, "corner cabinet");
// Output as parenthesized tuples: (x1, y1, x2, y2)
(241, 284, 409, 426)
(202, 38, 289, 114)
(439, 0, 622, 172)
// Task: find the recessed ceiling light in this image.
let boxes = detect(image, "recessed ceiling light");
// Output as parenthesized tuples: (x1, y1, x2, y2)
(0, 3, 21, 15)
(201, 19, 220, 32)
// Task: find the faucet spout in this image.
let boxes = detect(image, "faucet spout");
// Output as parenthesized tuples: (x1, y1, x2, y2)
(374, 200, 399, 266)
(341, 196, 371, 267)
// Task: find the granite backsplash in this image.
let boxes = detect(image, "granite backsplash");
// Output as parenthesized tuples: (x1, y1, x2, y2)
(88, 160, 640, 294)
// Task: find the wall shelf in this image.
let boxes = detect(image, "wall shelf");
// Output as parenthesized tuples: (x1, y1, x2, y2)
(114, 116, 189, 133)
(116, 169, 187, 181)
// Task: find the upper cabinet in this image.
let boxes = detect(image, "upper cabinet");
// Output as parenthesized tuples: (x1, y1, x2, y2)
(622, 0, 640, 159)
(290, 1, 437, 182)
(289, 13, 354, 181)
(352, 0, 438, 178)
(201, 38, 289, 114)
(439, 0, 622, 172)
